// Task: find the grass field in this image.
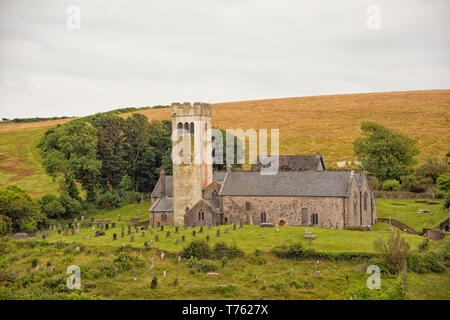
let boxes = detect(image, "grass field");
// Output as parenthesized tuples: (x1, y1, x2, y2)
(0, 90, 449, 197)
(376, 198, 448, 234)
(37, 202, 425, 254)
(0, 125, 59, 197)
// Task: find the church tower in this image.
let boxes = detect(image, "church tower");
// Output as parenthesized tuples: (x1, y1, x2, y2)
(171, 102, 213, 225)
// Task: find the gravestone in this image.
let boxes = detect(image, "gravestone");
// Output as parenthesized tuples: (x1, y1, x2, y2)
(175, 238, 179, 245)
(42, 234, 46, 240)
(95, 231, 99, 237)
(71, 229, 74, 236)
(155, 235, 159, 242)
(199, 226, 203, 233)
(157, 222, 160, 228)
(239, 221, 243, 228)
(206, 235, 210, 242)
(113, 233, 117, 240)
(216, 230, 220, 237)
(58, 230, 61, 235)
(161, 252, 165, 260)
(127, 229, 131, 236)
(112, 222, 116, 228)
(192, 230, 196, 237)
(315, 260, 320, 275)
(75, 228, 80, 234)
(141, 231, 145, 237)
(91, 217, 94, 223)
(144, 241, 149, 247)
(181, 235, 185, 242)
(144, 225, 148, 231)
(100, 224, 104, 230)
(161, 225, 164, 231)
(130, 236, 134, 242)
(233, 224, 236, 231)
(166, 231, 170, 237)
(175, 226, 179, 233)
(118, 215, 121, 221)
(121, 232, 124, 238)
(208, 225, 211, 230)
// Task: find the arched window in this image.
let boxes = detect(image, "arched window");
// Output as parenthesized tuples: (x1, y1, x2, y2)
(260, 212, 266, 223)
(177, 122, 183, 135)
(198, 210, 204, 221)
(184, 123, 189, 134)
(162, 213, 167, 222)
(363, 192, 368, 211)
(353, 192, 358, 215)
(190, 122, 194, 134)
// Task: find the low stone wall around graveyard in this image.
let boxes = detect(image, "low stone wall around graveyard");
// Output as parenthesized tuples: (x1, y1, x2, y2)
(374, 191, 435, 199)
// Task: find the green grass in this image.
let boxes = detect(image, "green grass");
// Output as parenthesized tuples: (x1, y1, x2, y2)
(376, 198, 448, 234)
(0, 126, 59, 197)
(34, 202, 425, 254)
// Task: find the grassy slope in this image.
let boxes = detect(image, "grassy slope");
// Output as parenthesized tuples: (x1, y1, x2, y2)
(376, 198, 448, 233)
(41, 202, 424, 254)
(135, 90, 450, 168)
(0, 125, 59, 197)
(0, 90, 449, 196)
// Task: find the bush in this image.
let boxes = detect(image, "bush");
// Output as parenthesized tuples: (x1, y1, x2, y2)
(407, 252, 445, 273)
(436, 175, 450, 192)
(181, 240, 211, 260)
(445, 194, 450, 209)
(59, 193, 81, 217)
(186, 258, 218, 273)
(416, 157, 448, 184)
(212, 242, 244, 260)
(0, 215, 12, 235)
(96, 191, 121, 209)
(272, 242, 308, 260)
(373, 231, 410, 274)
(39, 194, 65, 218)
(418, 238, 429, 252)
(382, 180, 401, 191)
(400, 175, 419, 192)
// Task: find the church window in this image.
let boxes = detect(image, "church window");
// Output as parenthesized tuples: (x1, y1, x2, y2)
(363, 192, 368, 211)
(184, 122, 189, 134)
(260, 212, 267, 223)
(310, 213, 318, 225)
(190, 122, 194, 134)
(162, 213, 167, 222)
(353, 192, 358, 215)
(198, 210, 205, 221)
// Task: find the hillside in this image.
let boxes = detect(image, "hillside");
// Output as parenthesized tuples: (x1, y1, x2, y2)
(0, 89, 449, 197)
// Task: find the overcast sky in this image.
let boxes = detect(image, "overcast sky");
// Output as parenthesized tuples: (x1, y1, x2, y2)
(0, 0, 449, 118)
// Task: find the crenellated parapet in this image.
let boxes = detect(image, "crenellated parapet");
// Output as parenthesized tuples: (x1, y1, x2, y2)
(171, 102, 211, 119)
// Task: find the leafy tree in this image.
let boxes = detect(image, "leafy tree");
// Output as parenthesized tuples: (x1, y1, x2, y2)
(91, 114, 126, 191)
(353, 121, 419, 182)
(39, 120, 102, 203)
(436, 175, 450, 192)
(0, 186, 47, 232)
(415, 157, 448, 184)
(59, 193, 82, 217)
(382, 179, 401, 191)
(39, 194, 65, 218)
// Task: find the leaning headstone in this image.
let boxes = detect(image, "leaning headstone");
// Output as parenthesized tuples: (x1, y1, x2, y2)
(216, 230, 220, 237)
(113, 233, 117, 240)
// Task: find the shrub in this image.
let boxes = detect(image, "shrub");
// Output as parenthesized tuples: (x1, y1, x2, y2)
(31, 258, 38, 268)
(212, 242, 244, 260)
(0, 215, 12, 235)
(436, 175, 450, 192)
(416, 157, 448, 184)
(39, 194, 65, 218)
(272, 242, 308, 260)
(186, 258, 218, 273)
(407, 252, 445, 273)
(59, 193, 81, 217)
(382, 180, 401, 191)
(96, 192, 121, 209)
(373, 231, 410, 274)
(445, 194, 450, 209)
(400, 175, 420, 192)
(181, 240, 211, 259)
(418, 238, 429, 252)
(150, 276, 158, 289)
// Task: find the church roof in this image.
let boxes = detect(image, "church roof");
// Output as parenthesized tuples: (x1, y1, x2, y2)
(220, 171, 351, 197)
(149, 197, 173, 212)
(151, 171, 226, 199)
(251, 154, 325, 172)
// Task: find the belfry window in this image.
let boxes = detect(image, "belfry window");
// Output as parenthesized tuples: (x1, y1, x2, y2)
(190, 122, 194, 134)
(184, 123, 189, 134)
(198, 210, 205, 221)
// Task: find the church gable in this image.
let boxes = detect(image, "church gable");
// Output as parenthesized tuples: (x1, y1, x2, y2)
(184, 199, 221, 227)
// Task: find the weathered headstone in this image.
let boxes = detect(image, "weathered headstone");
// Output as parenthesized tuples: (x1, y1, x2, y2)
(239, 221, 243, 228)
(199, 226, 203, 233)
(71, 229, 74, 236)
(233, 224, 236, 231)
(193, 230, 196, 237)
(181, 235, 185, 242)
(118, 215, 121, 221)
(161, 225, 164, 231)
(166, 231, 170, 237)
(113, 233, 117, 240)
(144, 241, 149, 247)
(161, 252, 165, 260)
(112, 222, 116, 228)
(216, 230, 220, 237)
(95, 231, 99, 237)
(315, 260, 320, 275)
(75, 228, 80, 234)
(155, 235, 159, 242)
(175, 238, 179, 245)
(175, 226, 179, 233)
(58, 230, 61, 235)
(208, 225, 211, 230)
(130, 236, 134, 242)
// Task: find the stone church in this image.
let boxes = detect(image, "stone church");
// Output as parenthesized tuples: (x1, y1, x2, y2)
(149, 102, 376, 229)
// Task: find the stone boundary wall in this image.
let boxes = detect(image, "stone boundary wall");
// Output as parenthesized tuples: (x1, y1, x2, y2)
(374, 191, 435, 199)
(376, 218, 419, 235)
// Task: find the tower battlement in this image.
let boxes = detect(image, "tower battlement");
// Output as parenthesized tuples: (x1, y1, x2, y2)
(171, 102, 211, 118)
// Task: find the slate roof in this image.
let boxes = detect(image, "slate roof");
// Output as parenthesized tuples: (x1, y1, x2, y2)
(151, 172, 226, 198)
(220, 171, 352, 197)
(150, 197, 173, 212)
(252, 155, 325, 172)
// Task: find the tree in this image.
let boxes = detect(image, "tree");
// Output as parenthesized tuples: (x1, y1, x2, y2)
(0, 186, 47, 232)
(353, 121, 419, 182)
(39, 194, 65, 218)
(39, 120, 102, 203)
(415, 157, 448, 184)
